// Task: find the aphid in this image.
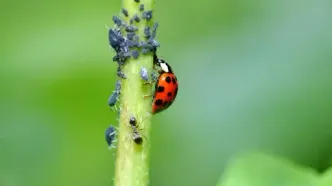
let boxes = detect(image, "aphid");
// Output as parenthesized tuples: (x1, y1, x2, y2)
(112, 16, 123, 27)
(105, 125, 117, 148)
(108, 80, 121, 107)
(113, 53, 127, 65)
(133, 14, 140, 22)
(139, 4, 144, 11)
(150, 22, 159, 40)
(142, 48, 149, 54)
(142, 10, 153, 21)
(127, 32, 135, 40)
(125, 25, 138, 32)
(122, 8, 129, 17)
(128, 40, 140, 48)
(134, 0, 140, 3)
(144, 26, 150, 37)
(108, 29, 125, 50)
(133, 35, 139, 42)
(128, 116, 143, 145)
(140, 67, 149, 81)
(151, 57, 178, 114)
(108, 91, 118, 107)
(117, 66, 127, 79)
(115, 80, 121, 93)
(131, 50, 139, 59)
(148, 39, 159, 48)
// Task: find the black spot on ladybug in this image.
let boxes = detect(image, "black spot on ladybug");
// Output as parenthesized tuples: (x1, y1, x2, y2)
(155, 99, 163, 106)
(157, 86, 165, 92)
(172, 77, 176, 84)
(167, 92, 172, 97)
(163, 101, 169, 107)
(175, 87, 178, 95)
(165, 76, 171, 83)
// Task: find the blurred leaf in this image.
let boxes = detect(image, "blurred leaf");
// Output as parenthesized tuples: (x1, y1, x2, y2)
(319, 168, 332, 186)
(217, 152, 319, 186)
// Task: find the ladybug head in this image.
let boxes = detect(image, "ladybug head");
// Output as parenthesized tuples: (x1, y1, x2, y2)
(155, 58, 173, 73)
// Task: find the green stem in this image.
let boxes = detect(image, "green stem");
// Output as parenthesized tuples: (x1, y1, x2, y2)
(114, 0, 155, 186)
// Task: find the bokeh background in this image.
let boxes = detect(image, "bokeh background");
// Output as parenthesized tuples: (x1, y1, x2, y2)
(1, 0, 332, 185)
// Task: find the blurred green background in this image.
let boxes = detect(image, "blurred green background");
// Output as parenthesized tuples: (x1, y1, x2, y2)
(1, 0, 332, 185)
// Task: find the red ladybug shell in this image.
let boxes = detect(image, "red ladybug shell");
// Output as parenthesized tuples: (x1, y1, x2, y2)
(152, 72, 178, 114)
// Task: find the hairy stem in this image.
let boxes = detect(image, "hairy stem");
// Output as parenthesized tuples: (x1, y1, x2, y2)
(114, 0, 155, 186)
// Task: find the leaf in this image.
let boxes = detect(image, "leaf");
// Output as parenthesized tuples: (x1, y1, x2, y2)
(217, 152, 319, 186)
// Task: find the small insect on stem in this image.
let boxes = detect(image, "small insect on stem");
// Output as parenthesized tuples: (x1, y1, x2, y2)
(140, 67, 149, 81)
(142, 10, 153, 21)
(108, 80, 121, 107)
(105, 125, 117, 148)
(122, 8, 129, 17)
(128, 116, 143, 145)
(112, 16, 123, 27)
(108, 29, 125, 50)
(125, 25, 138, 32)
(144, 26, 150, 37)
(139, 4, 144, 11)
(131, 50, 139, 59)
(117, 66, 127, 79)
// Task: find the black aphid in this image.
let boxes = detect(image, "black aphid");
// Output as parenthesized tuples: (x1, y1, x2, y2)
(105, 125, 116, 147)
(108, 91, 118, 107)
(150, 22, 159, 40)
(142, 10, 153, 21)
(112, 16, 123, 27)
(142, 48, 150, 54)
(108, 29, 125, 50)
(148, 39, 160, 47)
(139, 4, 144, 11)
(128, 40, 140, 48)
(131, 50, 139, 59)
(144, 26, 150, 37)
(133, 35, 139, 42)
(125, 25, 138, 32)
(133, 14, 140, 22)
(117, 66, 127, 79)
(127, 32, 135, 40)
(115, 80, 121, 93)
(122, 8, 129, 17)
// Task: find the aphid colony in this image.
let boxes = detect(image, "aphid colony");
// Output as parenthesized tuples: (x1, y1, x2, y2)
(104, 2, 178, 148)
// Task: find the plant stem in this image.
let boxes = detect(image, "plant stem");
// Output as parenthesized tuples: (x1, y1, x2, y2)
(114, 0, 155, 186)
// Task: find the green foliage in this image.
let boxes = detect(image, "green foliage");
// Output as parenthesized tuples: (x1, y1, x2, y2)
(0, 0, 332, 186)
(218, 153, 332, 186)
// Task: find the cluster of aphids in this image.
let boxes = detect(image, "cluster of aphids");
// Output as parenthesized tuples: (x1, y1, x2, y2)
(109, 4, 159, 68)
(104, 1, 178, 149)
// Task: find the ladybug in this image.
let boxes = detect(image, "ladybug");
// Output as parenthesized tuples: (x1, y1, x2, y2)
(152, 55, 178, 114)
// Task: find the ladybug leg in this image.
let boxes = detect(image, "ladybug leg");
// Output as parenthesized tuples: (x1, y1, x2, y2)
(142, 81, 153, 85)
(142, 94, 152, 99)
